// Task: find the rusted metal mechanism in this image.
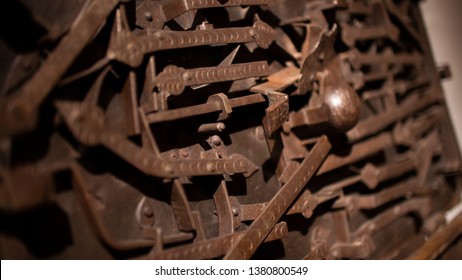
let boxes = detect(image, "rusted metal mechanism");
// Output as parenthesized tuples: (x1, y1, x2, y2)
(0, 0, 461, 260)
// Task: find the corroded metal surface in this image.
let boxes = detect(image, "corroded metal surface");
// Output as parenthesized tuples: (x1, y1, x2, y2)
(0, 0, 461, 260)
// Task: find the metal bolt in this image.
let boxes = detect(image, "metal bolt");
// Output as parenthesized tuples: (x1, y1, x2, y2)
(232, 207, 239, 216)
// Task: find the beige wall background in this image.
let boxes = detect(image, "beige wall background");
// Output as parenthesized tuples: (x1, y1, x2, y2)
(421, 0, 462, 154)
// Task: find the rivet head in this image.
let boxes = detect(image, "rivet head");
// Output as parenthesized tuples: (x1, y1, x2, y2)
(211, 135, 221, 146)
(144, 12, 153, 22)
(217, 123, 226, 132)
(207, 163, 216, 172)
(142, 204, 153, 218)
(164, 164, 174, 175)
(180, 148, 190, 157)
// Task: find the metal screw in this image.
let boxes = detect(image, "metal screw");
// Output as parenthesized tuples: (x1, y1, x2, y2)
(232, 207, 239, 216)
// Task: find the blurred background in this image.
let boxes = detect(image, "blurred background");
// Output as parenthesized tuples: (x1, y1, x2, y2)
(421, 0, 462, 155)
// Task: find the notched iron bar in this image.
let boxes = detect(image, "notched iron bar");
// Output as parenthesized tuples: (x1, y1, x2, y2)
(162, 0, 269, 21)
(362, 129, 442, 188)
(250, 65, 300, 94)
(277, 0, 347, 25)
(331, 198, 432, 259)
(55, 102, 258, 178)
(146, 93, 265, 123)
(314, 175, 362, 204)
(346, 49, 423, 70)
(409, 213, 462, 260)
(317, 132, 393, 175)
(327, 130, 440, 193)
(340, 2, 399, 47)
(315, 156, 416, 205)
(154, 61, 269, 95)
(360, 156, 417, 190)
(108, 19, 276, 67)
(355, 197, 432, 237)
(333, 178, 424, 210)
(362, 76, 431, 101)
(315, 142, 435, 204)
(384, 0, 425, 49)
(347, 90, 442, 142)
(393, 106, 443, 146)
(224, 136, 331, 259)
(235, 189, 318, 221)
(340, 21, 399, 48)
(147, 222, 288, 260)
